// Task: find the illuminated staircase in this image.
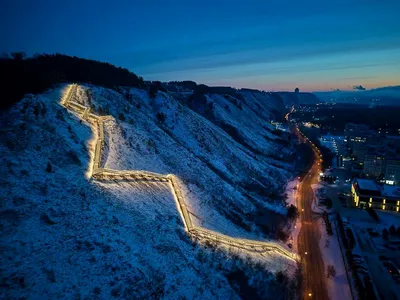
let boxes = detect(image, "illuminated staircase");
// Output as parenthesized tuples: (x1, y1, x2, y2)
(61, 83, 298, 262)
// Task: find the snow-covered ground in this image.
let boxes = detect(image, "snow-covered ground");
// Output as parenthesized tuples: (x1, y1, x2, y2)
(284, 178, 301, 252)
(318, 216, 352, 300)
(0, 84, 300, 299)
(285, 178, 299, 208)
(319, 135, 344, 153)
(310, 183, 330, 213)
(334, 207, 400, 299)
(309, 179, 352, 299)
(343, 209, 400, 232)
(84, 84, 295, 239)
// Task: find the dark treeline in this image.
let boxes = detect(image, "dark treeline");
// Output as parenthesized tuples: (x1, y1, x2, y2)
(300, 126, 335, 170)
(0, 53, 144, 110)
(292, 104, 400, 134)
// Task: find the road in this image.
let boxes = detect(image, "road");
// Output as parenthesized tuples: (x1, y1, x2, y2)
(295, 127, 329, 299)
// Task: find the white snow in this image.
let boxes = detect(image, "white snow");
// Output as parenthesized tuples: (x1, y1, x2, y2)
(318, 216, 352, 300)
(284, 178, 301, 252)
(0, 83, 300, 299)
(311, 183, 330, 213)
(285, 178, 299, 207)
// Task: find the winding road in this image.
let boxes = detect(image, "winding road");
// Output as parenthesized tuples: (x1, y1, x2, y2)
(60, 84, 298, 262)
(295, 127, 329, 299)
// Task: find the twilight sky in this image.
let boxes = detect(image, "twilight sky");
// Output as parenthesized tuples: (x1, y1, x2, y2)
(1, 0, 400, 91)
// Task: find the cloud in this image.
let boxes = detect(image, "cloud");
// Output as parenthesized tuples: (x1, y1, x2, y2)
(353, 85, 366, 90)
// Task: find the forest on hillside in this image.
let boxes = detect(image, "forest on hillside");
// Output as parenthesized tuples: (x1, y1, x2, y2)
(0, 53, 145, 110)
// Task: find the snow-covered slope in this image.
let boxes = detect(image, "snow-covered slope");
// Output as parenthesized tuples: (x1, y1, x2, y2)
(87, 84, 295, 235)
(0, 84, 300, 299)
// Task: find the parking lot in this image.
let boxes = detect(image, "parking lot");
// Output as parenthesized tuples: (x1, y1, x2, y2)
(315, 153, 400, 299)
(318, 167, 353, 211)
(335, 204, 400, 299)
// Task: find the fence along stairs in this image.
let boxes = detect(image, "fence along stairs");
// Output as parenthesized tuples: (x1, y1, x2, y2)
(61, 84, 297, 262)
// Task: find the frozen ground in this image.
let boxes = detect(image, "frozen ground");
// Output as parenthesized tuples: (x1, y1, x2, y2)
(85, 84, 295, 239)
(318, 216, 352, 300)
(0, 84, 300, 299)
(339, 209, 400, 299)
(284, 178, 300, 253)
(285, 178, 299, 208)
(342, 209, 400, 230)
(310, 183, 330, 214)
(310, 177, 352, 299)
(319, 135, 344, 154)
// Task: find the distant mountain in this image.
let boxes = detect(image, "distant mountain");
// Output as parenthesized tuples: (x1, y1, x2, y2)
(369, 85, 400, 92)
(314, 85, 400, 106)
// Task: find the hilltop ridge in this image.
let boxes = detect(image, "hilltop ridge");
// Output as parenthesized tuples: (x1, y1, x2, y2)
(0, 79, 302, 298)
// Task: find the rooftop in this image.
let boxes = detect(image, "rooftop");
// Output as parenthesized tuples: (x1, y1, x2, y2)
(355, 178, 400, 198)
(381, 185, 400, 198)
(356, 178, 379, 191)
(345, 123, 374, 134)
(386, 135, 400, 140)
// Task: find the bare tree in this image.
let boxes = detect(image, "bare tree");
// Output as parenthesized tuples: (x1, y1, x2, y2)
(327, 265, 336, 278)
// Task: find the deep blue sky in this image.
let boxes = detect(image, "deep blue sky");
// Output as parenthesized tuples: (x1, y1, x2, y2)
(1, 0, 400, 91)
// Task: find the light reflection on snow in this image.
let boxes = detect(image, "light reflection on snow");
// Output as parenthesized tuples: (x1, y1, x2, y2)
(60, 84, 298, 263)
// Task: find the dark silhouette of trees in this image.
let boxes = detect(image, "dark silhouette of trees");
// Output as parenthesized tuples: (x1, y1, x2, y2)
(346, 228, 355, 248)
(46, 162, 53, 173)
(327, 265, 336, 278)
(0, 53, 144, 110)
(148, 81, 168, 99)
(336, 213, 378, 300)
(156, 112, 166, 123)
(325, 198, 333, 209)
(323, 212, 333, 235)
(382, 228, 389, 240)
(118, 113, 126, 121)
(166, 80, 198, 91)
(367, 207, 380, 222)
(287, 204, 298, 219)
(149, 84, 158, 99)
(11, 52, 26, 60)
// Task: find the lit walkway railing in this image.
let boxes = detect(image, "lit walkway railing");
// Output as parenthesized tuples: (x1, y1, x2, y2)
(60, 84, 298, 262)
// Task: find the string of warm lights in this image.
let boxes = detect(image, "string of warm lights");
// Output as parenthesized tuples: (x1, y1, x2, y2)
(60, 84, 298, 262)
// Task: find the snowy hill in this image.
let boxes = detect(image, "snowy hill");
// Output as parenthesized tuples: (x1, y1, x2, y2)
(0, 84, 300, 299)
